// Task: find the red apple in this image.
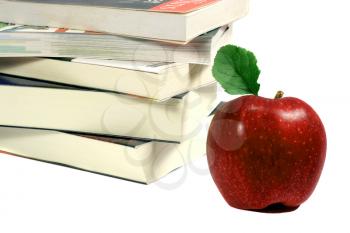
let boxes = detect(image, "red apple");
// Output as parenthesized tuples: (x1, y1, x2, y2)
(207, 93, 327, 210)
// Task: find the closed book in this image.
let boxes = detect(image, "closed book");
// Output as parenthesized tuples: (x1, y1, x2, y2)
(0, 24, 232, 64)
(0, 118, 211, 184)
(0, 0, 248, 42)
(0, 74, 217, 142)
(0, 58, 215, 101)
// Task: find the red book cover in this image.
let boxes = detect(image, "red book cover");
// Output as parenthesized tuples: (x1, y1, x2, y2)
(150, 0, 219, 13)
(17, 0, 220, 13)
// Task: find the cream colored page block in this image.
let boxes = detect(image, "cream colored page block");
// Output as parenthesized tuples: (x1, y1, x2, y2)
(0, 118, 211, 183)
(0, 86, 184, 140)
(0, 127, 149, 182)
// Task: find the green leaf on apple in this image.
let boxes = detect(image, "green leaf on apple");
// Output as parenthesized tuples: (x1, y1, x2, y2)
(212, 45, 261, 96)
(0, 22, 8, 29)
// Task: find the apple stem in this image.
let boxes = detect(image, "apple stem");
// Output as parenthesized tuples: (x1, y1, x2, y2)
(275, 91, 284, 99)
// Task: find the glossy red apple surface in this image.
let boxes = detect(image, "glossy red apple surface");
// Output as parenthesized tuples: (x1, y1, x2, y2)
(207, 94, 327, 210)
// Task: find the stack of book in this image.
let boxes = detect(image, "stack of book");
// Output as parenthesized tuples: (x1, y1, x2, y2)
(0, 0, 248, 184)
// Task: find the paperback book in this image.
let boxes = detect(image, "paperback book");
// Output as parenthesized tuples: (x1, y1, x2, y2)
(0, 117, 211, 184)
(0, 23, 231, 64)
(0, 73, 217, 142)
(0, 57, 215, 101)
(0, 0, 248, 42)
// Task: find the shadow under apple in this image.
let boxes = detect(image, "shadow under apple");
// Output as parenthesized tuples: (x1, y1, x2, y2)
(248, 203, 300, 214)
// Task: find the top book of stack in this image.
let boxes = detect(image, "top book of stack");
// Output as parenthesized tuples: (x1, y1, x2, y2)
(0, 0, 249, 43)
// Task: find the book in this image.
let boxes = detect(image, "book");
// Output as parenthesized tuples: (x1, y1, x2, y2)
(0, 117, 211, 184)
(0, 24, 232, 64)
(0, 0, 249, 42)
(0, 57, 215, 101)
(0, 73, 217, 142)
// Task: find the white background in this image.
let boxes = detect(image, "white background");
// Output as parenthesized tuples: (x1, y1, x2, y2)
(1, 0, 350, 232)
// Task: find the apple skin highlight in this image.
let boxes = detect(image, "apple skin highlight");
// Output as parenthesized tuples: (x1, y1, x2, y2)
(206, 95, 327, 210)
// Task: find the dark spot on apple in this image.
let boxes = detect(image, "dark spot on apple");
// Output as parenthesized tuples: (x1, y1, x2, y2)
(248, 203, 300, 214)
